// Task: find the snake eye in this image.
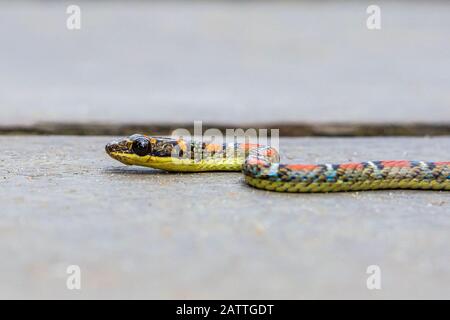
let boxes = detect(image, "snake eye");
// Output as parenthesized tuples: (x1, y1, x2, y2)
(132, 137, 150, 156)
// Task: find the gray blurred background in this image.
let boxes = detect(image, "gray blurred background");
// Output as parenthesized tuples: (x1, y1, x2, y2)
(0, 0, 449, 133)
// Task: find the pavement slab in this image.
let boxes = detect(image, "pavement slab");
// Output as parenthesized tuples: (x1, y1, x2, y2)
(0, 136, 449, 299)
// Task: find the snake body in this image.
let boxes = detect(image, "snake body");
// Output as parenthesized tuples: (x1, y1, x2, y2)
(106, 135, 450, 193)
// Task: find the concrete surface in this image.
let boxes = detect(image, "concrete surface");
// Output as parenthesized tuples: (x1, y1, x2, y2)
(1, 1, 450, 126)
(0, 136, 449, 299)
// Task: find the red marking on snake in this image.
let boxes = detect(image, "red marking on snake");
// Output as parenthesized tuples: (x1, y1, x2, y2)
(285, 164, 318, 171)
(246, 158, 267, 166)
(339, 162, 364, 170)
(381, 161, 411, 167)
(240, 144, 260, 151)
(434, 161, 450, 166)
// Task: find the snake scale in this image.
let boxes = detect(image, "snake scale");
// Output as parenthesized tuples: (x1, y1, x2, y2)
(106, 135, 450, 193)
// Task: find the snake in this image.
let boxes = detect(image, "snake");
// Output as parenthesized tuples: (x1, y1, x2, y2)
(105, 134, 450, 193)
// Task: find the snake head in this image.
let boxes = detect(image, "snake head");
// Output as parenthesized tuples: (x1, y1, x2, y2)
(106, 134, 184, 168)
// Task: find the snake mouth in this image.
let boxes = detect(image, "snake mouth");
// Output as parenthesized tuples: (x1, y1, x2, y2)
(105, 139, 131, 154)
(105, 138, 135, 165)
